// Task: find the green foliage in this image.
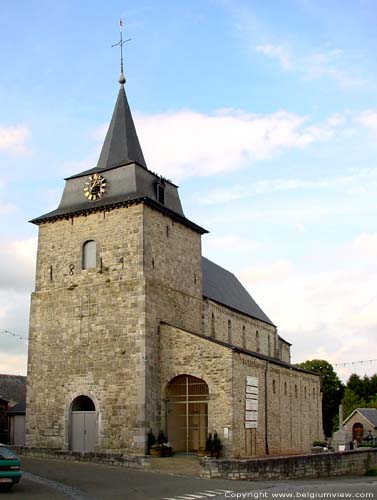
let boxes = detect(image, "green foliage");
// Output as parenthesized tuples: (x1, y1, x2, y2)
(332, 414, 339, 432)
(213, 432, 222, 453)
(297, 359, 344, 437)
(365, 468, 377, 476)
(341, 373, 377, 419)
(157, 430, 167, 445)
(346, 373, 377, 401)
(147, 430, 156, 453)
(312, 440, 327, 447)
(205, 433, 213, 452)
(359, 443, 377, 449)
(342, 388, 366, 418)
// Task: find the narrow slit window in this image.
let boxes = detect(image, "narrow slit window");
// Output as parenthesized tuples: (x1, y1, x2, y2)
(211, 313, 215, 338)
(242, 325, 246, 348)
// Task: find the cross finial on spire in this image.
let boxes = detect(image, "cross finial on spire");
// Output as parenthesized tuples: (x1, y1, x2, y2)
(112, 18, 131, 86)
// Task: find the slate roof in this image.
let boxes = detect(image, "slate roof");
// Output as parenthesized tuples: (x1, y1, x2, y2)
(356, 408, 377, 427)
(0, 375, 26, 405)
(69, 84, 146, 179)
(202, 257, 275, 326)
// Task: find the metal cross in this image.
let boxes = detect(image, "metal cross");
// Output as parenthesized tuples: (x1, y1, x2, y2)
(112, 18, 131, 83)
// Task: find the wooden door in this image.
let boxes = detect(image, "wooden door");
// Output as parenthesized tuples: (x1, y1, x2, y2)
(71, 412, 96, 452)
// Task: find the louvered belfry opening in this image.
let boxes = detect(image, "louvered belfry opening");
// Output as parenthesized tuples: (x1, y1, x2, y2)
(166, 375, 209, 453)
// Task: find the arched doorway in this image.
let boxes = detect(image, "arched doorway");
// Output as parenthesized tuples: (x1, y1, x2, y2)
(353, 422, 364, 443)
(165, 375, 209, 453)
(70, 395, 97, 452)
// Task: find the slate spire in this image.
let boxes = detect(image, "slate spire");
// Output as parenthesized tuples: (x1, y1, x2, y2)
(97, 19, 146, 170)
(96, 82, 147, 170)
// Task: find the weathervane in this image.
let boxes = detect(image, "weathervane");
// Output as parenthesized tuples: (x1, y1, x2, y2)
(112, 18, 131, 85)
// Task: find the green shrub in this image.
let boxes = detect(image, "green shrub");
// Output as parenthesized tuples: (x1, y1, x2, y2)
(366, 468, 377, 476)
(312, 440, 327, 447)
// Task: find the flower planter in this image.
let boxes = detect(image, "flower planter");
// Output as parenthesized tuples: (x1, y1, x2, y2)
(150, 448, 162, 457)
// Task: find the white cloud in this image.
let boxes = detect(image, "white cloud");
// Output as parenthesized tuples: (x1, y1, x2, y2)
(0, 352, 27, 376)
(133, 109, 339, 181)
(198, 167, 368, 206)
(302, 49, 366, 88)
(241, 260, 293, 285)
(358, 110, 377, 132)
(0, 181, 17, 215)
(353, 233, 377, 258)
(0, 237, 37, 292)
(204, 234, 260, 251)
(0, 125, 31, 157)
(253, 37, 366, 88)
(255, 44, 292, 69)
(236, 233, 377, 381)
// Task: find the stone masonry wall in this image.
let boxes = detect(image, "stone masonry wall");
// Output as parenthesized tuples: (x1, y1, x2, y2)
(27, 204, 147, 453)
(344, 412, 377, 440)
(143, 206, 204, 437)
(203, 300, 289, 361)
(160, 324, 234, 456)
(200, 449, 377, 480)
(160, 324, 323, 457)
(232, 352, 323, 457)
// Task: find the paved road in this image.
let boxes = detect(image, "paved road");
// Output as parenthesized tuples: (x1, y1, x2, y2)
(5, 457, 377, 500)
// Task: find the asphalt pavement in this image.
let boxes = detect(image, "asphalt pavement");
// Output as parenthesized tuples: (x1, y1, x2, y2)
(3, 456, 376, 500)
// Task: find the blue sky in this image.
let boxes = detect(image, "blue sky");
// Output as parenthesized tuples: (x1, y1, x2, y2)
(1, 0, 377, 380)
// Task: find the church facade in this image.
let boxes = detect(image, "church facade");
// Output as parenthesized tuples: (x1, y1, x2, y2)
(26, 70, 323, 457)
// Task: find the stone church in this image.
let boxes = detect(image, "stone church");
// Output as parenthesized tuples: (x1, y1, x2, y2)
(26, 65, 323, 457)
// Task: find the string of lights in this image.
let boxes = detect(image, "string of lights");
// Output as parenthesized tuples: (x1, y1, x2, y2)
(0, 329, 28, 342)
(1, 327, 377, 369)
(333, 359, 377, 367)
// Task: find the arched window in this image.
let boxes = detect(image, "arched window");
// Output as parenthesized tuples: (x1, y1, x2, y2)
(82, 240, 96, 269)
(268, 335, 271, 356)
(272, 379, 276, 394)
(313, 388, 315, 398)
(256, 330, 260, 352)
(166, 374, 209, 452)
(284, 381, 287, 395)
(71, 395, 95, 412)
(242, 325, 246, 348)
(211, 313, 215, 338)
(228, 319, 232, 343)
(304, 386, 307, 399)
(294, 384, 298, 398)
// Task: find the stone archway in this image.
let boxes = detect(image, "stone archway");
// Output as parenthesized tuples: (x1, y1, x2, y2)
(353, 422, 364, 443)
(165, 375, 209, 453)
(70, 395, 97, 452)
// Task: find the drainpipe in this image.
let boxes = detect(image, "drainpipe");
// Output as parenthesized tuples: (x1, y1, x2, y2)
(265, 360, 269, 455)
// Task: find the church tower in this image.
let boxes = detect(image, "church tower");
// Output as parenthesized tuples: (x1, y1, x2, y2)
(26, 62, 207, 453)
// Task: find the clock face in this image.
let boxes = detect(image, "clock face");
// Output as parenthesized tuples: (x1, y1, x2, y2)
(84, 173, 107, 201)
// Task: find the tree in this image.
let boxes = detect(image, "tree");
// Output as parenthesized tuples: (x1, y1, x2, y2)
(340, 373, 377, 419)
(341, 388, 366, 419)
(297, 359, 344, 437)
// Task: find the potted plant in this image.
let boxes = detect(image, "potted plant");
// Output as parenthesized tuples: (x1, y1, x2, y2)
(147, 430, 156, 455)
(150, 443, 162, 457)
(212, 432, 222, 458)
(160, 442, 173, 457)
(197, 446, 206, 457)
(203, 433, 213, 457)
(150, 431, 173, 457)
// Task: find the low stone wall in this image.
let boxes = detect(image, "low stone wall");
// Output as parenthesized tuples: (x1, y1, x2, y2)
(11, 447, 150, 469)
(200, 449, 377, 480)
